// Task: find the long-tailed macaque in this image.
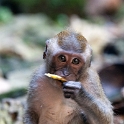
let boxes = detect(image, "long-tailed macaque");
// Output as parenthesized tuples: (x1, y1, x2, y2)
(24, 30, 113, 124)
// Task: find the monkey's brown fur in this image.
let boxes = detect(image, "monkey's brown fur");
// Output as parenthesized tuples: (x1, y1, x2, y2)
(24, 30, 113, 124)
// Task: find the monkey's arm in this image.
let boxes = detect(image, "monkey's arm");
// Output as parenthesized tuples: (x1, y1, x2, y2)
(23, 68, 43, 124)
(24, 109, 38, 124)
(24, 91, 39, 124)
(63, 81, 113, 124)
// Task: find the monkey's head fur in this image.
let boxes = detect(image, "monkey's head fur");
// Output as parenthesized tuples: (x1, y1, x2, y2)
(43, 29, 92, 81)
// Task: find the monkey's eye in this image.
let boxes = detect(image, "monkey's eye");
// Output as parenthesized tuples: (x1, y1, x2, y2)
(72, 58, 80, 65)
(58, 55, 66, 62)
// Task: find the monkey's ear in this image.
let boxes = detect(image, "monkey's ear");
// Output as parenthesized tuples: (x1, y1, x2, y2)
(89, 57, 92, 67)
(43, 51, 46, 59)
(43, 45, 47, 59)
(89, 50, 93, 67)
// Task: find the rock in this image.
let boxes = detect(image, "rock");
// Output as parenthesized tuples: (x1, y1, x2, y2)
(8, 67, 36, 88)
(70, 16, 115, 56)
(0, 66, 37, 95)
(0, 78, 11, 94)
(85, 0, 122, 15)
(0, 97, 25, 124)
(0, 14, 64, 61)
(0, 30, 43, 61)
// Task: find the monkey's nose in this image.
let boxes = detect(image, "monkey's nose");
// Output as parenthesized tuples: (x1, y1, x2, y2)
(63, 69, 70, 76)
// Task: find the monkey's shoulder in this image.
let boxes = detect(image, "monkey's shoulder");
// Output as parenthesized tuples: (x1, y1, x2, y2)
(30, 65, 46, 80)
(79, 67, 99, 82)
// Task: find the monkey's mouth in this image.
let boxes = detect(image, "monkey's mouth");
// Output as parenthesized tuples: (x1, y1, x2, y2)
(61, 74, 77, 82)
(45, 73, 76, 83)
(54, 70, 78, 82)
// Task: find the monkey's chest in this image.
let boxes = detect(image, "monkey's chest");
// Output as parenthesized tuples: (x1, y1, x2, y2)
(38, 82, 83, 124)
(39, 99, 79, 124)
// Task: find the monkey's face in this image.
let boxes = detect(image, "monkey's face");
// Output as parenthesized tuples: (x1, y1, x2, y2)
(43, 30, 92, 81)
(50, 51, 85, 81)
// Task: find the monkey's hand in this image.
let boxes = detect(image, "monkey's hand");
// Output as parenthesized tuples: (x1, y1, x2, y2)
(63, 81, 83, 100)
(63, 81, 113, 124)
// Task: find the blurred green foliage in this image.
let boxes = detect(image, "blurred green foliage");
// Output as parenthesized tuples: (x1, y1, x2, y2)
(0, 7, 13, 23)
(0, 88, 27, 100)
(13, 0, 86, 19)
(115, 4, 124, 20)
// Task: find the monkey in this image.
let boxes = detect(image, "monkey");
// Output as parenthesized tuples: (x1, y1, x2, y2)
(23, 29, 113, 124)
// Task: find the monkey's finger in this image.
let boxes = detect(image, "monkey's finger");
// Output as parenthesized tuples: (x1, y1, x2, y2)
(64, 93, 72, 98)
(63, 88, 75, 94)
(63, 90, 76, 99)
(63, 90, 74, 98)
(63, 81, 82, 89)
(63, 88, 80, 99)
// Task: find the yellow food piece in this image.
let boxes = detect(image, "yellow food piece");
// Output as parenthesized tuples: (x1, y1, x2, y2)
(45, 73, 67, 82)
